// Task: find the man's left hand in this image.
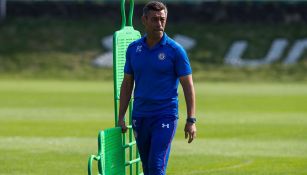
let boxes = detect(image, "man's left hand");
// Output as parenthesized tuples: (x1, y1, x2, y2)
(184, 122, 197, 143)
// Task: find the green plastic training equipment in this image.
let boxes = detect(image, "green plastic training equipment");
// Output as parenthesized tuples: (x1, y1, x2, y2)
(113, 0, 141, 124)
(87, 0, 141, 174)
(88, 128, 125, 175)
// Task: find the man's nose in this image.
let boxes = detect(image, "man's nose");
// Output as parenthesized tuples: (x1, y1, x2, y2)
(156, 20, 162, 27)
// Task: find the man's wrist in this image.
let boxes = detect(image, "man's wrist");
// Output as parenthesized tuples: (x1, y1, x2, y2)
(186, 117, 196, 124)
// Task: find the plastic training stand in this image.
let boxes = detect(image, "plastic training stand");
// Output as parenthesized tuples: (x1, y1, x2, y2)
(88, 128, 125, 175)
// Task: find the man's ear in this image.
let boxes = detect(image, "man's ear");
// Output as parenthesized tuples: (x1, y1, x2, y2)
(141, 15, 146, 25)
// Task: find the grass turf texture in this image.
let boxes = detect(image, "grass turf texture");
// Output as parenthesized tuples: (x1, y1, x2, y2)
(0, 80, 307, 174)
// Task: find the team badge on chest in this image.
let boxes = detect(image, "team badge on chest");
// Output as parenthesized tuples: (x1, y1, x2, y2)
(158, 52, 166, 61)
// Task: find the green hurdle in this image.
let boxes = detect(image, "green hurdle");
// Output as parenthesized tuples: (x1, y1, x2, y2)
(87, 0, 141, 174)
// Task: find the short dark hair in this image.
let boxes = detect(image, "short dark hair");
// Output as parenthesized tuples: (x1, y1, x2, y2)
(143, 1, 167, 16)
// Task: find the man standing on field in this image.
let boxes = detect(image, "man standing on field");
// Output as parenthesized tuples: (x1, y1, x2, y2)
(118, 1, 197, 175)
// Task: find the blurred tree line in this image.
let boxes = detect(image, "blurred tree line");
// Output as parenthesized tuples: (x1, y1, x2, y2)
(3, 1, 307, 24)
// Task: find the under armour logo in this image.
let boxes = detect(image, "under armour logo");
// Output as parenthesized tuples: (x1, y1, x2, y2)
(136, 45, 142, 53)
(162, 123, 169, 128)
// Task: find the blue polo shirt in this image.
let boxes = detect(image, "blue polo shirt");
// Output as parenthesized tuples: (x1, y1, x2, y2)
(124, 33, 192, 118)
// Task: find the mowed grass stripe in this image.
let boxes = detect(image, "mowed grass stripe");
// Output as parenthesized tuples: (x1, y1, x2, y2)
(1, 137, 306, 158)
(0, 120, 114, 137)
(0, 108, 114, 121)
(0, 137, 96, 154)
(172, 139, 307, 158)
(0, 80, 112, 93)
(203, 112, 307, 125)
(1, 119, 306, 140)
(195, 82, 307, 96)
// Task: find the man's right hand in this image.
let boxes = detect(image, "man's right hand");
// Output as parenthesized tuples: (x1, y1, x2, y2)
(118, 118, 128, 133)
(184, 122, 197, 143)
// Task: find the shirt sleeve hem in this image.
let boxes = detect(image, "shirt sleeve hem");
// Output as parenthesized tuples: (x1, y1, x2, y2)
(177, 71, 192, 78)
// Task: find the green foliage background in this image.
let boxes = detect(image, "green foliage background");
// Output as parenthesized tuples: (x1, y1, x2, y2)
(1, 17, 307, 81)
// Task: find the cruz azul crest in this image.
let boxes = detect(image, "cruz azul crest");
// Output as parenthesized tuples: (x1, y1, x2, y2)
(158, 52, 166, 61)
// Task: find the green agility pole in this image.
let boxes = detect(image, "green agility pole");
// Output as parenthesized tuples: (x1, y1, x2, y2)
(87, 0, 142, 174)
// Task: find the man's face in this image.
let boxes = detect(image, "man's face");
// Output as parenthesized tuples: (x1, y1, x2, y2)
(142, 10, 167, 38)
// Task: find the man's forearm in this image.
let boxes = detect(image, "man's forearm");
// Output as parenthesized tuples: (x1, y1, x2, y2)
(184, 83, 195, 118)
(180, 75, 196, 118)
(118, 76, 134, 121)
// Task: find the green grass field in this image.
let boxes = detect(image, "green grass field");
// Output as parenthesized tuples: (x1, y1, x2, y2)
(0, 79, 307, 175)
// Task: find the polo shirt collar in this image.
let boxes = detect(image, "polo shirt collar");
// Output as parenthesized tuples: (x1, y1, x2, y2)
(141, 32, 168, 48)
(160, 33, 168, 45)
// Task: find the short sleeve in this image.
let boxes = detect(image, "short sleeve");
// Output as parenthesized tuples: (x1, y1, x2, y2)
(175, 46, 192, 77)
(124, 46, 134, 75)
